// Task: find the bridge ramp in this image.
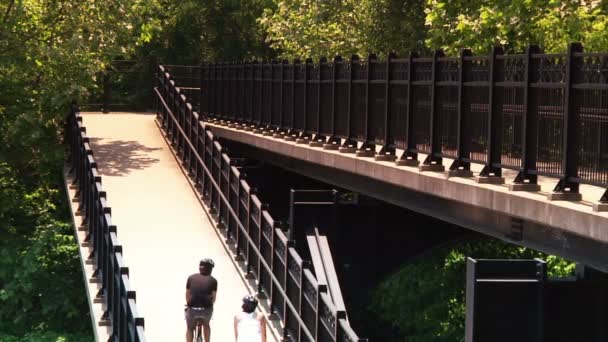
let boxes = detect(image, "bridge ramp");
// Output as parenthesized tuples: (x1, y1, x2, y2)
(82, 112, 274, 342)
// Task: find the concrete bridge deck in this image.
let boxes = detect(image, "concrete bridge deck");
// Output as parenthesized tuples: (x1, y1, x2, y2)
(68, 112, 278, 342)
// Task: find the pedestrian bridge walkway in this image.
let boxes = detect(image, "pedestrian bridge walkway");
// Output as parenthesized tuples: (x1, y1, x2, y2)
(64, 112, 280, 342)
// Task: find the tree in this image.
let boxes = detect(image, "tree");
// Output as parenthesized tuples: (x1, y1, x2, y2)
(369, 236, 575, 341)
(0, 0, 145, 337)
(424, 0, 608, 54)
(259, 0, 427, 60)
(137, 0, 275, 63)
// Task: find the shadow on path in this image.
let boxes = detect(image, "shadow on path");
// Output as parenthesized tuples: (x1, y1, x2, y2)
(89, 138, 161, 177)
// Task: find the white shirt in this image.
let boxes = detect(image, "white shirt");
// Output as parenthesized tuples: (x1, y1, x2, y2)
(236, 311, 262, 342)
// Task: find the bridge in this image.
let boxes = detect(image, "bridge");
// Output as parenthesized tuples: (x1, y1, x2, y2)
(64, 43, 608, 342)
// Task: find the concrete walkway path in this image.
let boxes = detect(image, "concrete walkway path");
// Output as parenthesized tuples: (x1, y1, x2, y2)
(81, 112, 276, 342)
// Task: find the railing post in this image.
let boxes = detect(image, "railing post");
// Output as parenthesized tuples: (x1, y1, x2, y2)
(254, 61, 265, 133)
(244, 61, 256, 131)
(102, 70, 110, 113)
(448, 48, 474, 177)
(324, 55, 342, 150)
(397, 51, 420, 166)
(376, 52, 398, 161)
(477, 46, 506, 184)
(339, 55, 359, 153)
(268, 60, 274, 131)
(311, 57, 327, 146)
(510, 45, 542, 191)
(296, 58, 313, 143)
(548, 42, 583, 201)
(274, 59, 288, 138)
(284, 59, 299, 141)
(356, 53, 377, 157)
(420, 49, 446, 171)
(211, 62, 218, 119)
(240, 62, 246, 126)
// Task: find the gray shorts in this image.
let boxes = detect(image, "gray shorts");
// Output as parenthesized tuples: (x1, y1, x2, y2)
(185, 306, 213, 330)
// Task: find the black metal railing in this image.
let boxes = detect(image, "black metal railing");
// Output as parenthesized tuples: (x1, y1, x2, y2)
(156, 65, 366, 342)
(197, 43, 608, 202)
(66, 106, 146, 342)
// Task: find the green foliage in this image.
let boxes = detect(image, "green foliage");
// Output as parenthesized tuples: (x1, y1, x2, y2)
(424, 0, 608, 54)
(260, 0, 365, 59)
(137, 0, 275, 63)
(358, 0, 427, 55)
(369, 237, 575, 341)
(260, 0, 426, 59)
(0, 0, 144, 338)
(0, 331, 92, 342)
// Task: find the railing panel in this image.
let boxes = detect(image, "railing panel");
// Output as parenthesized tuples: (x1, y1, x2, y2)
(220, 153, 231, 228)
(238, 181, 251, 260)
(301, 269, 320, 341)
(531, 54, 567, 177)
(389, 59, 409, 150)
(260, 211, 275, 299)
(228, 166, 240, 243)
(244, 63, 254, 123)
(271, 228, 289, 321)
(318, 293, 339, 342)
(285, 248, 303, 341)
(465, 87, 490, 164)
(351, 60, 367, 141)
(272, 62, 282, 127)
(253, 63, 263, 124)
(319, 61, 334, 137)
(283, 64, 294, 130)
(573, 53, 608, 185)
(262, 63, 272, 126)
(307, 64, 320, 136)
(369, 60, 386, 145)
(294, 63, 306, 133)
(494, 55, 526, 169)
(249, 195, 262, 279)
(334, 60, 350, 139)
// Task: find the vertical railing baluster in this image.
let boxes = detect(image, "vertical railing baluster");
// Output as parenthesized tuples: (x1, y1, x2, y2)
(477, 47, 506, 184)
(211, 62, 217, 119)
(448, 48, 474, 177)
(548, 42, 584, 200)
(397, 52, 420, 166)
(511, 45, 542, 191)
(376, 52, 397, 161)
(420, 49, 446, 172)
(357, 53, 377, 157)
(311, 57, 326, 147)
(274, 60, 287, 138)
(323, 55, 341, 150)
(339, 55, 359, 153)
(284, 59, 299, 141)
(296, 58, 312, 143)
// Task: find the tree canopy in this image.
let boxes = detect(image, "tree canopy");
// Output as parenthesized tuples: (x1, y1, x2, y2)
(0, 0, 600, 340)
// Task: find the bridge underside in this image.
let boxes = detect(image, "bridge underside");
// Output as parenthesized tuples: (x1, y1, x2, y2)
(207, 123, 608, 272)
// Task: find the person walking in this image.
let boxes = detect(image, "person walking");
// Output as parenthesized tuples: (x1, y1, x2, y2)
(233, 295, 267, 342)
(185, 258, 218, 342)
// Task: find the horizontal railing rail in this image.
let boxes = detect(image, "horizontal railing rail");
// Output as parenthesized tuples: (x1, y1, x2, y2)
(66, 106, 146, 342)
(194, 43, 608, 205)
(155, 65, 366, 341)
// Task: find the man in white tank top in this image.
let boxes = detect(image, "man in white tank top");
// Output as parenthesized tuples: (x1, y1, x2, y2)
(234, 295, 267, 342)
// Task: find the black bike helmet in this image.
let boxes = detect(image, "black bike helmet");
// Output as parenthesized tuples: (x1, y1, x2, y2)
(199, 258, 215, 268)
(242, 295, 258, 307)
